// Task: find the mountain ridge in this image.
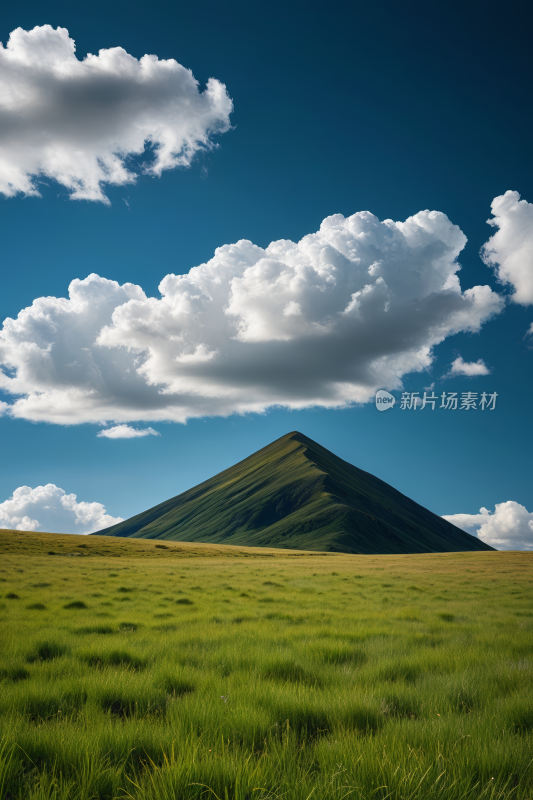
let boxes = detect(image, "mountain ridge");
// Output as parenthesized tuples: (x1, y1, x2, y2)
(95, 431, 493, 554)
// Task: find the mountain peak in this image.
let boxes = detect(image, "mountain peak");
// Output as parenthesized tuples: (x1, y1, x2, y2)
(96, 432, 493, 554)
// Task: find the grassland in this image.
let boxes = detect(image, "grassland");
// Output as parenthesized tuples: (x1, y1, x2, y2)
(0, 529, 532, 800)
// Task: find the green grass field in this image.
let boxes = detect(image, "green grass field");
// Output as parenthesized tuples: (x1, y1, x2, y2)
(0, 529, 532, 800)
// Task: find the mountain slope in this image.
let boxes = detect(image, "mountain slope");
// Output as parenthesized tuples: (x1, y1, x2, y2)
(95, 431, 493, 554)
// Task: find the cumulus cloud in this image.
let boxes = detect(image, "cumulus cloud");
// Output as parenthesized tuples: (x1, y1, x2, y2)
(0, 208, 504, 424)
(97, 424, 160, 439)
(447, 356, 490, 377)
(0, 25, 233, 203)
(481, 191, 533, 306)
(0, 484, 123, 534)
(443, 502, 533, 551)
(0, 401, 9, 416)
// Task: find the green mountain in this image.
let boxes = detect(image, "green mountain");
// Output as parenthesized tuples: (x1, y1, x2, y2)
(95, 431, 493, 554)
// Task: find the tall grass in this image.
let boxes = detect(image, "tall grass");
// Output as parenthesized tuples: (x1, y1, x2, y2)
(0, 535, 531, 798)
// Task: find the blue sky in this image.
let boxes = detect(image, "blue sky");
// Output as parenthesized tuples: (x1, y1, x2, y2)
(0, 0, 532, 548)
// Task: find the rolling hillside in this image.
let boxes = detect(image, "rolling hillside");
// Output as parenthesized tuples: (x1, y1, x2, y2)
(95, 431, 493, 554)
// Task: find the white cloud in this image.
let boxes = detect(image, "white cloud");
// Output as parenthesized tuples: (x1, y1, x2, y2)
(0, 208, 504, 424)
(0, 25, 233, 203)
(97, 424, 160, 439)
(481, 191, 533, 306)
(447, 356, 490, 377)
(0, 401, 10, 416)
(443, 501, 533, 551)
(0, 484, 123, 534)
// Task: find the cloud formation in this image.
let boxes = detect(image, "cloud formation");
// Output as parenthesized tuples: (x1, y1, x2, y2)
(443, 501, 533, 551)
(0, 484, 123, 533)
(97, 424, 160, 439)
(0, 208, 504, 424)
(447, 356, 490, 377)
(0, 25, 233, 203)
(481, 191, 533, 306)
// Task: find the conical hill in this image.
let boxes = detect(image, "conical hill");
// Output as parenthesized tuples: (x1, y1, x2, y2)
(95, 431, 492, 554)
